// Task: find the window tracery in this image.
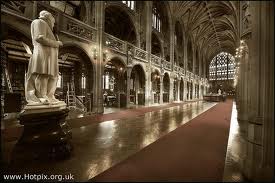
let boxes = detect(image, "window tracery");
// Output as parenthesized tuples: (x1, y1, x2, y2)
(152, 7, 161, 32)
(209, 52, 236, 81)
(122, 1, 135, 10)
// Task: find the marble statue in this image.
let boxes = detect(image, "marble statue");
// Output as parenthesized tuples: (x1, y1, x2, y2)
(218, 89, 222, 95)
(25, 10, 63, 105)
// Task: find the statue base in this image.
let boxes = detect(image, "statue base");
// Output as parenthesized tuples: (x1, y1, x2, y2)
(11, 102, 72, 163)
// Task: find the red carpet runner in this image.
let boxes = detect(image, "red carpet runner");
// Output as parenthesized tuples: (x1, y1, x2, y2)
(91, 99, 233, 181)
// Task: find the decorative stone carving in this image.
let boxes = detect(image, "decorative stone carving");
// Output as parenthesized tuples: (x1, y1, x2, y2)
(135, 49, 147, 60)
(127, 47, 133, 65)
(105, 36, 124, 52)
(67, 21, 93, 41)
(151, 54, 161, 66)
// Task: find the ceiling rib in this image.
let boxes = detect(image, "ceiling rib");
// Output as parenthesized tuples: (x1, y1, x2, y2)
(204, 1, 222, 52)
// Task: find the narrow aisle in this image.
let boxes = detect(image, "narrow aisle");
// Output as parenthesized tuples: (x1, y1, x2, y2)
(91, 100, 233, 181)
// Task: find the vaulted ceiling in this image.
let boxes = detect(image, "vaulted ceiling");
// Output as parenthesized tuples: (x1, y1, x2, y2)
(169, 1, 238, 66)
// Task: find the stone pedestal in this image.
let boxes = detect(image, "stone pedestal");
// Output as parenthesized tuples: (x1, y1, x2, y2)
(11, 102, 72, 163)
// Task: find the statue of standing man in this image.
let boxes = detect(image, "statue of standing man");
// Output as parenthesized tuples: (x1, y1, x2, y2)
(25, 10, 63, 105)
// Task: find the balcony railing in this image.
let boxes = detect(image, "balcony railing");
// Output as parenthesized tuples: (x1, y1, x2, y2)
(130, 44, 148, 62)
(104, 33, 127, 54)
(174, 65, 185, 76)
(162, 59, 172, 70)
(60, 14, 97, 42)
(151, 54, 161, 67)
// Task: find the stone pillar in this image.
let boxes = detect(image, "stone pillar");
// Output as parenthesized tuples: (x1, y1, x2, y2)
(145, 1, 152, 106)
(32, 1, 37, 19)
(177, 79, 180, 101)
(237, 47, 249, 135)
(145, 70, 150, 106)
(160, 74, 163, 104)
(170, 20, 175, 69)
(198, 52, 202, 99)
(192, 81, 196, 100)
(93, 1, 104, 113)
(192, 47, 196, 74)
(126, 66, 132, 108)
(183, 39, 188, 73)
(86, 2, 91, 26)
(169, 76, 174, 103)
(183, 80, 187, 101)
(262, 2, 274, 179)
(241, 1, 274, 181)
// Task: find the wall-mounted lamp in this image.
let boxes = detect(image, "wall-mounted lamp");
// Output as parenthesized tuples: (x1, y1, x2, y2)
(234, 40, 247, 58)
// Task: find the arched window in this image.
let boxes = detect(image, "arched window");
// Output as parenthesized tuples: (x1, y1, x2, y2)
(81, 74, 86, 89)
(122, 1, 135, 10)
(209, 52, 236, 81)
(152, 7, 161, 32)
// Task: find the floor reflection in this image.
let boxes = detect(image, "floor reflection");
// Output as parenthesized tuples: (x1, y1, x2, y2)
(223, 101, 247, 182)
(5, 101, 216, 181)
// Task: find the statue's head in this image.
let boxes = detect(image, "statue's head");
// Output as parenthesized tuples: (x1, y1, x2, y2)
(39, 10, 55, 30)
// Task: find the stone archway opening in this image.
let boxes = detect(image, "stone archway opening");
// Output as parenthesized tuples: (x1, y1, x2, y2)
(105, 5, 137, 45)
(190, 82, 193, 100)
(163, 73, 170, 103)
(186, 81, 193, 100)
(151, 69, 160, 104)
(103, 58, 126, 109)
(59, 45, 94, 115)
(130, 65, 146, 105)
(173, 77, 178, 101)
(180, 78, 184, 101)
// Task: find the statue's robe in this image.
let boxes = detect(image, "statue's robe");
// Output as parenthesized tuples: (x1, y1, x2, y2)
(25, 18, 60, 103)
(28, 18, 59, 77)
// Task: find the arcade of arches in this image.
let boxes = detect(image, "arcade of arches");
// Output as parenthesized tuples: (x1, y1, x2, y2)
(1, 1, 273, 181)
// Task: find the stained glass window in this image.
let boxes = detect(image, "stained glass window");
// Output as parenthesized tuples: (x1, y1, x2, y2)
(122, 1, 135, 10)
(209, 52, 236, 81)
(57, 73, 62, 88)
(81, 74, 86, 89)
(152, 7, 161, 32)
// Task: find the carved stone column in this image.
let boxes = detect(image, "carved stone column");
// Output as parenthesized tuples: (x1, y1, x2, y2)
(183, 38, 188, 74)
(126, 66, 132, 108)
(159, 74, 163, 104)
(241, 1, 274, 181)
(192, 47, 196, 75)
(192, 81, 196, 100)
(145, 1, 152, 106)
(176, 78, 180, 101)
(183, 80, 187, 101)
(169, 75, 174, 103)
(93, 1, 104, 113)
(237, 48, 249, 135)
(145, 66, 150, 106)
(261, 2, 274, 179)
(170, 19, 175, 70)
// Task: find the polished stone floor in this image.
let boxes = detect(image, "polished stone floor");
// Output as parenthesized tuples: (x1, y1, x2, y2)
(3, 101, 216, 181)
(223, 102, 247, 182)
